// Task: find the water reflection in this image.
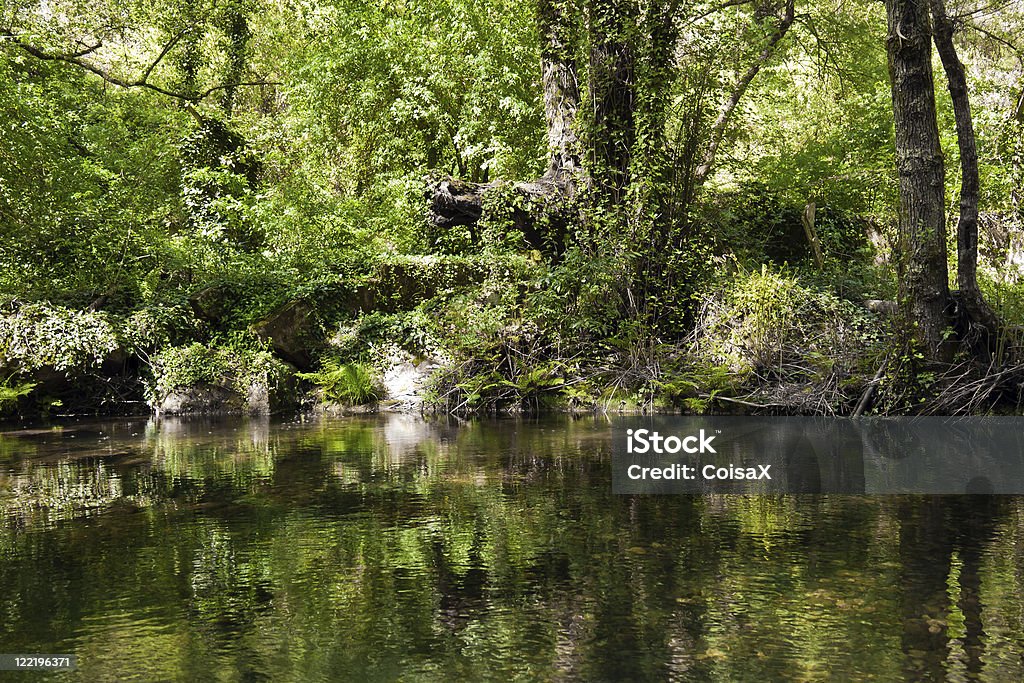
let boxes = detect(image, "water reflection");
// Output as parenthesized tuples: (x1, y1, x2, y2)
(0, 415, 1021, 681)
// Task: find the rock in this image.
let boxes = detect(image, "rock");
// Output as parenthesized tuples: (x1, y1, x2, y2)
(189, 284, 236, 322)
(24, 366, 70, 396)
(863, 299, 898, 316)
(156, 367, 297, 416)
(157, 384, 246, 415)
(100, 347, 132, 375)
(251, 299, 319, 370)
(378, 348, 445, 412)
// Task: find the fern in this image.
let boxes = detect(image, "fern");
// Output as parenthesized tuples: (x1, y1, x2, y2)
(0, 378, 36, 411)
(298, 361, 382, 405)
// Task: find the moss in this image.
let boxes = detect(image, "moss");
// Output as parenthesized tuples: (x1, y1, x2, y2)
(145, 335, 294, 411)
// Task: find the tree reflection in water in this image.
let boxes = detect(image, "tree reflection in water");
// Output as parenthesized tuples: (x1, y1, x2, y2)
(0, 415, 1021, 681)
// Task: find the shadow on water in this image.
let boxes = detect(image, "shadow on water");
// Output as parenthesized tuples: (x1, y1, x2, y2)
(0, 415, 1022, 681)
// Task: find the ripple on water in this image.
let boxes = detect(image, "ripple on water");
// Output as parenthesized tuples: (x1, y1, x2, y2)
(0, 416, 1023, 681)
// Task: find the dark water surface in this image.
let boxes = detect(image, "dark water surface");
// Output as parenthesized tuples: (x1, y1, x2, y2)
(0, 415, 1022, 681)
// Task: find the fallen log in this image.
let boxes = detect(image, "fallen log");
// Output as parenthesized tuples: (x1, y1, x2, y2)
(426, 175, 576, 254)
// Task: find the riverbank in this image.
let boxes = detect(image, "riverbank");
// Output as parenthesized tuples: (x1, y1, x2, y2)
(3, 261, 1023, 420)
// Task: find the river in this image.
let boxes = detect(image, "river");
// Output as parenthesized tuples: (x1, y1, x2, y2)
(1, 415, 1022, 681)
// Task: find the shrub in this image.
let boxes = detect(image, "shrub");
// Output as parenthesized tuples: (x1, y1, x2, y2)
(649, 266, 886, 414)
(145, 335, 291, 408)
(692, 265, 881, 373)
(0, 303, 121, 373)
(298, 361, 383, 405)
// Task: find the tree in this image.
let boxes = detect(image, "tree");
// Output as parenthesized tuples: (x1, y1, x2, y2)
(427, 0, 797, 260)
(539, 0, 583, 181)
(2, 0, 273, 105)
(427, 0, 583, 247)
(690, 0, 796, 193)
(928, 0, 999, 341)
(883, 0, 952, 361)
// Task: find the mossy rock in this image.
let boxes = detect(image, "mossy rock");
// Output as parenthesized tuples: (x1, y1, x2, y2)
(251, 299, 320, 370)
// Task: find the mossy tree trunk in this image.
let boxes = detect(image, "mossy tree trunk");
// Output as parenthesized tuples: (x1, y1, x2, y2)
(884, 0, 953, 361)
(426, 0, 795, 268)
(540, 0, 583, 181)
(586, 0, 636, 204)
(426, 0, 583, 251)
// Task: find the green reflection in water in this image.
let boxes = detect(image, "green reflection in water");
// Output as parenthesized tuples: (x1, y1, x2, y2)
(0, 415, 1021, 681)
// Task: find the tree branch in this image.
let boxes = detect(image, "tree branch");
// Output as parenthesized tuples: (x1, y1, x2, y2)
(66, 39, 103, 59)
(963, 21, 1024, 70)
(691, 0, 797, 190)
(140, 28, 186, 83)
(951, 0, 1016, 21)
(684, 0, 757, 27)
(197, 80, 280, 100)
(3, 31, 278, 103)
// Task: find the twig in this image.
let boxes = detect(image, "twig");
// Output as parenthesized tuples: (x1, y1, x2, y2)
(698, 393, 777, 409)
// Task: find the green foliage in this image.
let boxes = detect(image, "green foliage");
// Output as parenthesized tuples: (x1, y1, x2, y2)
(121, 303, 200, 351)
(179, 117, 264, 254)
(0, 303, 121, 373)
(528, 247, 624, 340)
(416, 276, 576, 411)
(692, 265, 883, 379)
(871, 341, 937, 415)
(298, 361, 382, 406)
(146, 335, 289, 406)
(432, 351, 571, 413)
(0, 377, 36, 414)
(0, 55, 184, 304)
(656, 364, 739, 414)
(2, 0, 1023, 417)
(729, 2, 896, 218)
(980, 271, 1024, 327)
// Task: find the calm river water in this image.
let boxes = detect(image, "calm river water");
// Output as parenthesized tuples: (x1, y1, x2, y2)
(0, 415, 1022, 681)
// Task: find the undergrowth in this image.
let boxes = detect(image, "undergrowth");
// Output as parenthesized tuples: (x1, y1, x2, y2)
(298, 360, 383, 406)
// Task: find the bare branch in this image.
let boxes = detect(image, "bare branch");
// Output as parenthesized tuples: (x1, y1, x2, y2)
(951, 0, 1017, 21)
(196, 80, 282, 100)
(67, 39, 102, 58)
(963, 21, 1024, 69)
(5, 33, 187, 98)
(684, 0, 756, 27)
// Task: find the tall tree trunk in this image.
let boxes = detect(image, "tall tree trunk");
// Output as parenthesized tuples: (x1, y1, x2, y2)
(928, 0, 1000, 339)
(885, 0, 952, 361)
(539, 0, 582, 181)
(427, 2, 583, 241)
(427, 2, 586, 250)
(586, 0, 637, 203)
(179, 0, 202, 102)
(220, 9, 251, 116)
(634, 0, 681, 232)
